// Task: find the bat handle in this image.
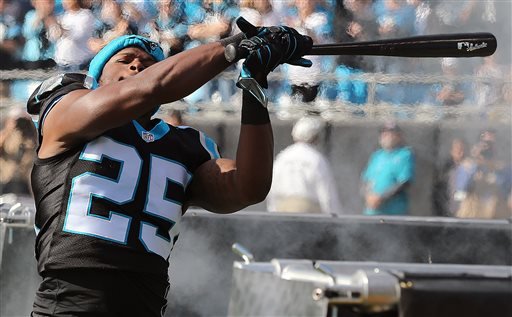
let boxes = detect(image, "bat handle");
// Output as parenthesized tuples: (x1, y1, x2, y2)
(224, 43, 249, 63)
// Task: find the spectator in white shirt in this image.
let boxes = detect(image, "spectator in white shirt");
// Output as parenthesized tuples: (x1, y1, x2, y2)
(267, 116, 342, 214)
(54, 0, 96, 70)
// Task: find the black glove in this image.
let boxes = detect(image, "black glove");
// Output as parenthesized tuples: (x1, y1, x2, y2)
(257, 26, 313, 67)
(238, 27, 313, 88)
(233, 17, 313, 106)
(239, 36, 283, 86)
(236, 17, 313, 68)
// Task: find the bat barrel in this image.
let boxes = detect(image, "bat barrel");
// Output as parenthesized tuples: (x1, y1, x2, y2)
(309, 33, 497, 58)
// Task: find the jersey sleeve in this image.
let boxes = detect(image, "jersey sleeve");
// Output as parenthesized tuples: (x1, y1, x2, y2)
(27, 73, 91, 136)
(198, 130, 221, 160)
(175, 126, 222, 172)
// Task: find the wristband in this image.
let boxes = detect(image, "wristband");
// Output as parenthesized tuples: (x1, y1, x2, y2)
(241, 91, 270, 125)
(219, 32, 246, 47)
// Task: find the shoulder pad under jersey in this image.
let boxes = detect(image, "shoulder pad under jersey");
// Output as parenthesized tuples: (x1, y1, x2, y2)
(27, 73, 92, 116)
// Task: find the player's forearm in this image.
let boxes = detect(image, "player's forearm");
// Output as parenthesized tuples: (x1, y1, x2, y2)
(145, 42, 231, 105)
(233, 92, 274, 205)
(72, 42, 233, 133)
(234, 124, 273, 205)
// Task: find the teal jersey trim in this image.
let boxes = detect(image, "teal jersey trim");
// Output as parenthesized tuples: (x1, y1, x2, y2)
(132, 119, 170, 143)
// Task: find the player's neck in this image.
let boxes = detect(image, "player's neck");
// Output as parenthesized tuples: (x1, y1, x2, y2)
(136, 113, 155, 130)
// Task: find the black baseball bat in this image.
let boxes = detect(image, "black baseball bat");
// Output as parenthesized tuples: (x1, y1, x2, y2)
(224, 32, 497, 62)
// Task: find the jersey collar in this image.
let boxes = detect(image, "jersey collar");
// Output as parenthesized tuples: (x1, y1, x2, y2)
(132, 119, 170, 143)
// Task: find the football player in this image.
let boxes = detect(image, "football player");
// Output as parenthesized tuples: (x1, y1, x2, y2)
(27, 22, 311, 316)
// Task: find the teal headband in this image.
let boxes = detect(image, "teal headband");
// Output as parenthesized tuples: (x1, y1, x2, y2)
(88, 35, 165, 89)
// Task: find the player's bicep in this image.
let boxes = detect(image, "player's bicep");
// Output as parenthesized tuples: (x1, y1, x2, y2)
(39, 89, 95, 157)
(185, 158, 246, 214)
(28, 73, 111, 157)
(40, 86, 145, 157)
(42, 89, 91, 135)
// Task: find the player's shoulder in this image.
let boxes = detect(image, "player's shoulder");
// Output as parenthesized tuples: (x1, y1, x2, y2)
(27, 73, 92, 116)
(173, 125, 221, 160)
(173, 125, 210, 137)
(172, 125, 202, 138)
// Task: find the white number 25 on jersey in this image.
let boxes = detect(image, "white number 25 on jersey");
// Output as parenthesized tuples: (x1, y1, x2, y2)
(63, 137, 191, 260)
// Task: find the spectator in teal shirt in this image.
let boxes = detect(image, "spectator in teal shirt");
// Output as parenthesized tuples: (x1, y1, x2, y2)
(361, 122, 415, 215)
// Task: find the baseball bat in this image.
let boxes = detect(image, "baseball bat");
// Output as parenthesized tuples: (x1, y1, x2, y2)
(224, 32, 497, 62)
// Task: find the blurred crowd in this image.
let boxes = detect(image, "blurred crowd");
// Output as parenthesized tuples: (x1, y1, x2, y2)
(1, 0, 511, 109)
(432, 129, 512, 219)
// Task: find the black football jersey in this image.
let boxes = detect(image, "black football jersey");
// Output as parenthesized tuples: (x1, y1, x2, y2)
(28, 73, 221, 276)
